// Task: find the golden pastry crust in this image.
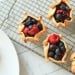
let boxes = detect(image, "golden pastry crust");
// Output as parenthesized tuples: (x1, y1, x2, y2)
(48, 0, 73, 27)
(70, 52, 75, 73)
(70, 53, 75, 61)
(18, 13, 48, 42)
(43, 33, 69, 64)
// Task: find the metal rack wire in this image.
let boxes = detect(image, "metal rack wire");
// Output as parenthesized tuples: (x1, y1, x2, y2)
(0, 0, 75, 74)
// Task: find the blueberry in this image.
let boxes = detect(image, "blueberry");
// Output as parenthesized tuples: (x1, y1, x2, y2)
(54, 55, 62, 60)
(60, 46, 66, 53)
(50, 44, 56, 48)
(55, 48, 61, 55)
(54, 13, 64, 22)
(58, 41, 64, 47)
(48, 51, 55, 58)
(60, 3, 70, 11)
(31, 18, 37, 24)
(60, 3, 66, 10)
(23, 16, 33, 26)
(65, 6, 70, 11)
(55, 14, 62, 21)
(37, 22, 43, 30)
(49, 44, 57, 52)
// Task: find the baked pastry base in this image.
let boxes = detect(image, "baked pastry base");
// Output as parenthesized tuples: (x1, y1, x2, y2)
(48, 0, 73, 27)
(18, 13, 48, 42)
(70, 52, 75, 73)
(43, 34, 69, 64)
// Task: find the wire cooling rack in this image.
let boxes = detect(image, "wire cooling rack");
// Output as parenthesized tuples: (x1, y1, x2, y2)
(0, 0, 75, 74)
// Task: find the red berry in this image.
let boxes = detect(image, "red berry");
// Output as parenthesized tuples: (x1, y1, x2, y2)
(23, 27, 29, 34)
(56, 10, 63, 14)
(66, 12, 69, 17)
(48, 33, 60, 44)
(28, 24, 40, 36)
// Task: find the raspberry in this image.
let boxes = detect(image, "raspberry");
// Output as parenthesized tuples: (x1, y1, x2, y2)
(66, 12, 69, 17)
(56, 10, 63, 14)
(48, 33, 60, 44)
(23, 27, 29, 34)
(28, 24, 39, 36)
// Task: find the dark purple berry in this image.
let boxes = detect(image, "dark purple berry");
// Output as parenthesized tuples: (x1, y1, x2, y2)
(55, 12, 68, 23)
(23, 16, 33, 26)
(50, 44, 56, 49)
(59, 41, 64, 47)
(55, 14, 62, 22)
(23, 16, 37, 27)
(48, 51, 55, 58)
(49, 44, 57, 52)
(31, 18, 37, 24)
(55, 48, 61, 55)
(60, 3, 66, 10)
(60, 46, 66, 53)
(65, 6, 70, 11)
(54, 55, 62, 60)
(55, 14, 61, 19)
(59, 3, 70, 11)
(37, 22, 43, 30)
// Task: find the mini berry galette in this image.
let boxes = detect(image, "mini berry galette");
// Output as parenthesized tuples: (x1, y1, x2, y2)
(18, 13, 48, 42)
(43, 33, 69, 64)
(70, 52, 75, 73)
(48, 0, 73, 27)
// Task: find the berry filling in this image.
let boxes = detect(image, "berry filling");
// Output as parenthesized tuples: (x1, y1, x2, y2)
(54, 2, 71, 23)
(48, 33, 60, 44)
(48, 34, 66, 60)
(22, 16, 43, 37)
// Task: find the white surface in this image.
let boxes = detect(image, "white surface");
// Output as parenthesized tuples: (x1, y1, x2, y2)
(18, 48, 72, 75)
(0, 30, 19, 75)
